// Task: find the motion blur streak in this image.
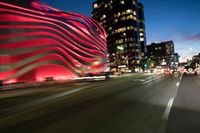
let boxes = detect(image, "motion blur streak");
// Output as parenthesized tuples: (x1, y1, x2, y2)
(0, 0, 108, 83)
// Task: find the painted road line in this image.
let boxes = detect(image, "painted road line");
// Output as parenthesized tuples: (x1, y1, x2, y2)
(180, 73, 183, 80)
(162, 75, 182, 120)
(163, 97, 174, 120)
(142, 75, 164, 84)
(176, 82, 180, 87)
(132, 79, 146, 82)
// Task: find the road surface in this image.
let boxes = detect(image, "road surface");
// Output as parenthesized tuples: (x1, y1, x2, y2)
(0, 73, 199, 133)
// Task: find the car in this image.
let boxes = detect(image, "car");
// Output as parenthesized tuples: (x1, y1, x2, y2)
(148, 69, 155, 73)
(164, 68, 170, 75)
(183, 66, 197, 76)
(196, 67, 200, 75)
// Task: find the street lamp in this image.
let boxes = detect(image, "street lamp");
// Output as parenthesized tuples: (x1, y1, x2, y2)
(116, 45, 124, 73)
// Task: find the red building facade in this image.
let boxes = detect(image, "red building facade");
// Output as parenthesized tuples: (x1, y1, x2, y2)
(0, 0, 108, 83)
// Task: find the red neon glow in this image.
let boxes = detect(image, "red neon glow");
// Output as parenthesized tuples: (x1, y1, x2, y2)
(0, 0, 108, 84)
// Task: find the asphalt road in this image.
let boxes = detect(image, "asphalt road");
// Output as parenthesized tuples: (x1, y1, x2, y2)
(0, 73, 193, 133)
(166, 74, 200, 133)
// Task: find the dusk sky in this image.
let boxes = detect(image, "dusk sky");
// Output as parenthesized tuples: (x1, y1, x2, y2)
(42, 0, 200, 62)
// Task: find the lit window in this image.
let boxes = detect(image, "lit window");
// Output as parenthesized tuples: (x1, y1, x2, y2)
(126, 9, 133, 14)
(121, 11, 126, 15)
(139, 28, 144, 32)
(103, 14, 106, 18)
(134, 28, 138, 31)
(133, 0, 136, 5)
(120, 0, 124, 4)
(120, 39, 124, 44)
(133, 11, 136, 16)
(116, 39, 124, 44)
(140, 38, 144, 41)
(117, 27, 126, 33)
(120, 16, 126, 21)
(126, 15, 132, 20)
(124, 38, 127, 42)
(117, 12, 121, 17)
(127, 26, 134, 30)
(114, 19, 118, 23)
(140, 33, 144, 36)
(94, 3, 98, 9)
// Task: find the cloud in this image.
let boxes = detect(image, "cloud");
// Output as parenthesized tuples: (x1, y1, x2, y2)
(184, 32, 200, 41)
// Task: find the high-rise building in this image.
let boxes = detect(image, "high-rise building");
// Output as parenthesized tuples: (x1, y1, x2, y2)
(138, 3, 147, 57)
(92, 0, 147, 72)
(147, 41, 176, 67)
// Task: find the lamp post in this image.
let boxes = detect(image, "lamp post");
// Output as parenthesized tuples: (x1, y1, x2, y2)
(116, 45, 124, 73)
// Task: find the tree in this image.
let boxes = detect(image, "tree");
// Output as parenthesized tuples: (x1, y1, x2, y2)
(147, 56, 159, 68)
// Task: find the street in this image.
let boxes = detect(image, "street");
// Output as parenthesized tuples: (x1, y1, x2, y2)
(166, 74, 200, 133)
(0, 73, 199, 133)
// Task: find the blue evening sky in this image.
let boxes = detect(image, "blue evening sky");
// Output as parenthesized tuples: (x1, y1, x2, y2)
(41, 0, 200, 62)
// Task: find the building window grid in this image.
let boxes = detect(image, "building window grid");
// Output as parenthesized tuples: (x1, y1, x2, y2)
(92, 0, 146, 69)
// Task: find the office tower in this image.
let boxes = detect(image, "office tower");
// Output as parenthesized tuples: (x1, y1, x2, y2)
(92, 0, 147, 72)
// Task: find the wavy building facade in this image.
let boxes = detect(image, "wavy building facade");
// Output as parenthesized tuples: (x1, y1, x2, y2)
(0, 0, 108, 83)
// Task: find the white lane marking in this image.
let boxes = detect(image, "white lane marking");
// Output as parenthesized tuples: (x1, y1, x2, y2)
(176, 82, 180, 87)
(142, 75, 164, 84)
(132, 79, 146, 82)
(162, 73, 182, 120)
(163, 97, 174, 120)
(180, 73, 183, 80)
